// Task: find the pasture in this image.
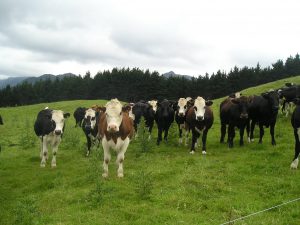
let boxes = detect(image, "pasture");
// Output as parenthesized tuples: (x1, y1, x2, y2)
(1, 76, 300, 225)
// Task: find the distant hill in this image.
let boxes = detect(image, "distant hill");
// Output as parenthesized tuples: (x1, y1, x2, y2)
(0, 73, 77, 89)
(162, 71, 193, 80)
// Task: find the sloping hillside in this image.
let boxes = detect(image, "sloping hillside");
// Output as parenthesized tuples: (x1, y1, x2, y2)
(0, 76, 299, 225)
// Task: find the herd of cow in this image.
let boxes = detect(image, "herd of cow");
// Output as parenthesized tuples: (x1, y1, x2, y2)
(0, 82, 299, 177)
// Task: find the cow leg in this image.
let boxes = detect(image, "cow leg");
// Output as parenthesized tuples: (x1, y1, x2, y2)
(116, 138, 129, 178)
(40, 138, 48, 167)
(239, 124, 245, 146)
(220, 122, 226, 143)
(148, 122, 153, 140)
(184, 129, 190, 146)
(102, 139, 111, 178)
(250, 120, 256, 142)
(291, 128, 300, 169)
(246, 119, 250, 142)
(86, 134, 92, 156)
(270, 122, 276, 145)
(202, 128, 209, 154)
(39, 137, 43, 159)
(258, 123, 264, 144)
(178, 124, 183, 144)
(190, 129, 200, 154)
(228, 124, 235, 148)
(164, 128, 169, 142)
(157, 127, 163, 145)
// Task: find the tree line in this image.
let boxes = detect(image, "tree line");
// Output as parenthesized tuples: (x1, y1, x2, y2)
(0, 54, 300, 107)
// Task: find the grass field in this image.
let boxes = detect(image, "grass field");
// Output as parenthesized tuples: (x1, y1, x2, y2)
(1, 76, 300, 225)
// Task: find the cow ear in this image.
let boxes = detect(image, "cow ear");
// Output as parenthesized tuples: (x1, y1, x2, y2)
(122, 105, 131, 112)
(231, 99, 240, 104)
(205, 100, 213, 106)
(261, 92, 269, 98)
(292, 98, 300, 105)
(64, 113, 70, 118)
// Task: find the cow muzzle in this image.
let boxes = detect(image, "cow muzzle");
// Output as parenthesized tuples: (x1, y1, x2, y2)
(240, 113, 248, 119)
(196, 116, 204, 121)
(107, 124, 119, 133)
(55, 130, 62, 135)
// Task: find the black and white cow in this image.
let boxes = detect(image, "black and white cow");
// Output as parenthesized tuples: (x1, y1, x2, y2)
(278, 84, 299, 116)
(248, 90, 280, 145)
(291, 98, 300, 169)
(0, 115, 3, 125)
(34, 108, 70, 167)
(175, 97, 193, 145)
(155, 99, 175, 145)
(73, 107, 86, 127)
(82, 108, 100, 156)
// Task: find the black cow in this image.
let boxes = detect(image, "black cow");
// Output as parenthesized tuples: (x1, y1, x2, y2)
(155, 99, 175, 145)
(278, 84, 300, 115)
(132, 100, 157, 139)
(73, 107, 86, 127)
(82, 108, 100, 156)
(291, 98, 300, 169)
(34, 108, 70, 167)
(185, 97, 213, 154)
(0, 115, 3, 125)
(220, 96, 250, 148)
(248, 90, 279, 145)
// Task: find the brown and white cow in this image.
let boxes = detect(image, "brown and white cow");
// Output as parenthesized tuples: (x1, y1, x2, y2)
(98, 99, 134, 178)
(185, 97, 214, 154)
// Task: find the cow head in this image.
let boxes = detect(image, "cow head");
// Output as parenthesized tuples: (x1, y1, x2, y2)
(83, 108, 97, 131)
(231, 96, 250, 119)
(177, 98, 188, 117)
(51, 110, 70, 135)
(157, 99, 174, 118)
(261, 90, 280, 113)
(193, 97, 213, 121)
(105, 99, 123, 133)
(148, 100, 158, 113)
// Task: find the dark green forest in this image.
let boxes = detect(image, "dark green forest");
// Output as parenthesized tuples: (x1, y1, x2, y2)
(1, 54, 300, 107)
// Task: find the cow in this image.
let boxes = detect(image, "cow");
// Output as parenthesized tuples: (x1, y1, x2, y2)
(131, 100, 157, 139)
(98, 99, 134, 178)
(278, 84, 299, 116)
(155, 99, 175, 145)
(34, 108, 70, 167)
(175, 97, 192, 145)
(220, 96, 250, 148)
(82, 108, 100, 156)
(291, 98, 300, 169)
(0, 115, 3, 125)
(185, 97, 214, 154)
(73, 107, 86, 127)
(248, 90, 280, 145)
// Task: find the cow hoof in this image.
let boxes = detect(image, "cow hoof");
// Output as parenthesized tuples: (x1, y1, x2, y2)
(272, 141, 276, 146)
(251, 139, 254, 142)
(290, 159, 299, 169)
(40, 163, 46, 168)
(247, 137, 251, 143)
(118, 173, 124, 178)
(190, 150, 195, 155)
(51, 163, 56, 168)
(86, 152, 90, 157)
(102, 173, 108, 178)
(202, 151, 206, 155)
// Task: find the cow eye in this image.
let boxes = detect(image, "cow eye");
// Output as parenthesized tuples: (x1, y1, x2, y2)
(119, 112, 122, 116)
(184, 105, 187, 109)
(91, 117, 95, 120)
(194, 106, 197, 111)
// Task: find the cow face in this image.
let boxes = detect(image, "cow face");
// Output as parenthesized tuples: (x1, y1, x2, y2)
(158, 100, 174, 118)
(148, 100, 157, 113)
(83, 108, 97, 131)
(52, 110, 70, 135)
(262, 90, 280, 113)
(193, 97, 213, 121)
(231, 96, 250, 119)
(177, 98, 188, 117)
(105, 99, 123, 133)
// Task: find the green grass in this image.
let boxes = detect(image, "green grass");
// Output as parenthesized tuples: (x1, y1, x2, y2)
(1, 77, 300, 225)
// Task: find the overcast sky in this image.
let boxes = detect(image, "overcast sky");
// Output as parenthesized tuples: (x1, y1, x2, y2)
(0, 0, 299, 79)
